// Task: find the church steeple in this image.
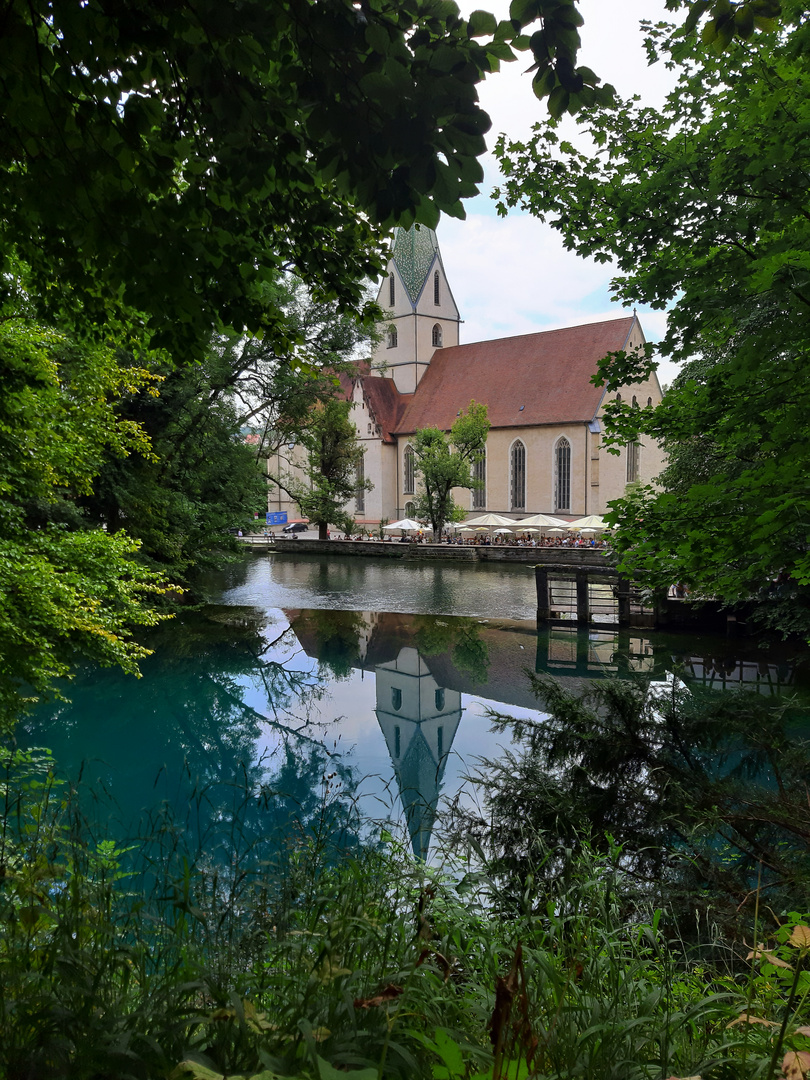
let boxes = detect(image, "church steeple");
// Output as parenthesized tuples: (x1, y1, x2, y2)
(391, 225, 441, 304)
(371, 224, 461, 394)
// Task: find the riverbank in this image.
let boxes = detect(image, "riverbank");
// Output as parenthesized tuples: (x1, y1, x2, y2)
(241, 535, 615, 566)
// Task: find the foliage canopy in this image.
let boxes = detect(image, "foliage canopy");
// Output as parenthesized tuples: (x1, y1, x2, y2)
(495, 2, 810, 631)
(411, 402, 490, 536)
(288, 398, 370, 540)
(0, 283, 170, 725)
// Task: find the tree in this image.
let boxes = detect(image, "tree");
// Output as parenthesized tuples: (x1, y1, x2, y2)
(289, 398, 370, 540)
(0, 0, 779, 357)
(0, 0, 515, 355)
(211, 277, 379, 462)
(0, 278, 170, 726)
(411, 402, 489, 536)
(494, 3, 810, 633)
(84, 348, 267, 580)
(449, 672, 810, 931)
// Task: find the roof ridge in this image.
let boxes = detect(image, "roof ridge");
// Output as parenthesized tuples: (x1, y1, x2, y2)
(450, 314, 636, 351)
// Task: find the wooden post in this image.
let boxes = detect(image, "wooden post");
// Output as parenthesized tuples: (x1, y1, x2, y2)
(576, 569, 589, 625)
(535, 565, 550, 622)
(617, 574, 631, 625)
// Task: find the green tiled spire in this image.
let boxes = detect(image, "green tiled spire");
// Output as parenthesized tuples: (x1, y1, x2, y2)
(392, 224, 440, 303)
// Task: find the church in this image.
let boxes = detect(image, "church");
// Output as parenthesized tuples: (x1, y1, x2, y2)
(268, 224, 664, 527)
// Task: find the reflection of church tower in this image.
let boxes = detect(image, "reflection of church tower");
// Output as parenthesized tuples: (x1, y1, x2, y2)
(371, 225, 461, 394)
(375, 647, 462, 859)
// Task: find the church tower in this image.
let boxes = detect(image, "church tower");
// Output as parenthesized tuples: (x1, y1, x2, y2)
(371, 225, 461, 395)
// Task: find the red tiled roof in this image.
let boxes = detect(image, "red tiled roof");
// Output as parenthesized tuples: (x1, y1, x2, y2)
(334, 369, 407, 444)
(394, 316, 636, 434)
(361, 376, 407, 444)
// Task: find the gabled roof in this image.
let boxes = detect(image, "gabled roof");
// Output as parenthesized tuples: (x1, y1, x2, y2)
(361, 376, 407, 444)
(394, 316, 637, 434)
(335, 369, 407, 444)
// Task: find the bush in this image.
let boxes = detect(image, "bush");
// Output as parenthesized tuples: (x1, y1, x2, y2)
(1, 741, 807, 1079)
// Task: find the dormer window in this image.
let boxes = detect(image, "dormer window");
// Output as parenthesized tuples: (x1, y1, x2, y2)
(387, 326, 397, 349)
(434, 270, 440, 306)
(431, 324, 442, 348)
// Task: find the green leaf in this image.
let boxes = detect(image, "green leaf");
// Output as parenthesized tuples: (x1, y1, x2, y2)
(547, 84, 570, 118)
(509, 0, 540, 28)
(315, 1057, 377, 1080)
(468, 9, 497, 37)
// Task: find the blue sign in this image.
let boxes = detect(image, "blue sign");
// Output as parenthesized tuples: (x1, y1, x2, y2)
(266, 511, 288, 525)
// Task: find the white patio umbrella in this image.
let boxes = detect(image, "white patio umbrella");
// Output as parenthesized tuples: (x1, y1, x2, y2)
(383, 518, 430, 531)
(493, 528, 514, 535)
(463, 513, 515, 528)
(566, 515, 609, 531)
(514, 512, 568, 528)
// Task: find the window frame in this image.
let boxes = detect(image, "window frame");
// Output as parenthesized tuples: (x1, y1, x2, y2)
(554, 436, 571, 512)
(510, 439, 526, 511)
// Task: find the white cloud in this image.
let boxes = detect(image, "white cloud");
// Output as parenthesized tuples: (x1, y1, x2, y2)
(435, 0, 683, 387)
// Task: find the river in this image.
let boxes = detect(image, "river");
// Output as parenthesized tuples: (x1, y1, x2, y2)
(19, 551, 810, 861)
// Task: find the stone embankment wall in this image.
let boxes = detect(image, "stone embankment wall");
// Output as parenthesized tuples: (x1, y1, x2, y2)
(241, 536, 616, 567)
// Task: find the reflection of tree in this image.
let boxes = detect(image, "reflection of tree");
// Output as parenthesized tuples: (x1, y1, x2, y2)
(306, 610, 367, 680)
(449, 672, 810, 931)
(413, 615, 490, 683)
(20, 609, 361, 859)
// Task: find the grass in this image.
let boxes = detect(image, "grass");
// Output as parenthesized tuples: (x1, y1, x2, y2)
(1, 741, 809, 1080)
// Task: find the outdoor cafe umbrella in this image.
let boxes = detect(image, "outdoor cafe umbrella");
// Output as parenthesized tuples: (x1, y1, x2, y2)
(464, 513, 514, 528)
(382, 518, 431, 532)
(514, 512, 568, 529)
(566, 515, 609, 531)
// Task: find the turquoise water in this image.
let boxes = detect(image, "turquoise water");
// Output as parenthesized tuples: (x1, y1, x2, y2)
(19, 553, 810, 860)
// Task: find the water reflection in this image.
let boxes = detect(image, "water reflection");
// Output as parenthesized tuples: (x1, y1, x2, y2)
(216, 552, 539, 620)
(21, 605, 810, 866)
(19, 609, 363, 858)
(540, 626, 799, 696)
(375, 649, 462, 859)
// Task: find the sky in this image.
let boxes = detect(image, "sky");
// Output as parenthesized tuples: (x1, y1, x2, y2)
(437, 0, 681, 385)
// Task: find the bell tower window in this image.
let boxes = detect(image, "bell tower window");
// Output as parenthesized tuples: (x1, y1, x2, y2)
(434, 271, 440, 306)
(387, 326, 397, 349)
(431, 324, 442, 348)
(389, 273, 395, 307)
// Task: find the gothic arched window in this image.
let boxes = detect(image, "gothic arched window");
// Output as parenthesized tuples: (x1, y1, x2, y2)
(389, 273, 395, 307)
(404, 500, 415, 519)
(554, 437, 571, 512)
(472, 447, 486, 509)
(626, 441, 640, 483)
(431, 323, 443, 347)
(510, 440, 526, 510)
(387, 325, 397, 349)
(355, 451, 365, 513)
(403, 445, 415, 494)
(434, 271, 440, 306)
(435, 688, 445, 711)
